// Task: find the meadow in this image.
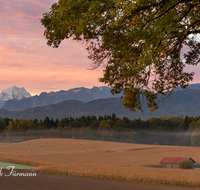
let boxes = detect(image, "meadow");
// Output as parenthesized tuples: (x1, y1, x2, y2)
(0, 138, 200, 187)
(0, 161, 34, 169)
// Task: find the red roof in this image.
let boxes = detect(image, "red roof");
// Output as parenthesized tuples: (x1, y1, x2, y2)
(159, 157, 195, 164)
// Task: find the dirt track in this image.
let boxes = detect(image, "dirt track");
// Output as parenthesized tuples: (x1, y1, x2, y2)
(0, 169, 194, 190)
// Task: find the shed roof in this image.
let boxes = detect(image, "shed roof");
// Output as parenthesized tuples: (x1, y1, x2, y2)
(159, 157, 196, 164)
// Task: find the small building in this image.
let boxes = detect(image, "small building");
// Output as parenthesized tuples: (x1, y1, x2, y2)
(159, 157, 196, 169)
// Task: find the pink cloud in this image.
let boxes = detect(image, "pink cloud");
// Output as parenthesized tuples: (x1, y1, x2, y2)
(0, 0, 56, 39)
(0, 0, 104, 95)
(0, 37, 104, 95)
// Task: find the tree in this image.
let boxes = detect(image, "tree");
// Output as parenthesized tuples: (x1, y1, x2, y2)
(98, 119, 112, 130)
(43, 116, 52, 129)
(41, 0, 200, 112)
(179, 160, 194, 169)
(0, 118, 6, 132)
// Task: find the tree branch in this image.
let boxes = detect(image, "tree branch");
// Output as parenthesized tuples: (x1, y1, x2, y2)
(142, 0, 188, 29)
(150, 19, 200, 64)
(175, 3, 197, 23)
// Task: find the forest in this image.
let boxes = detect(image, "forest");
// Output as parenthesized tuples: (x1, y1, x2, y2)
(0, 114, 200, 147)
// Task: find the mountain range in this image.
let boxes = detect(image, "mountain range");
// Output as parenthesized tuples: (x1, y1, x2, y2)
(0, 86, 123, 111)
(0, 85, 200, 120)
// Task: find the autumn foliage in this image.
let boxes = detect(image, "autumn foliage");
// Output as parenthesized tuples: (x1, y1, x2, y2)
(41, 0, 200, 111)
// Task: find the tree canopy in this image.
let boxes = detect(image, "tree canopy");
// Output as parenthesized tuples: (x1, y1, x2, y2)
(41, 0, 200, 112)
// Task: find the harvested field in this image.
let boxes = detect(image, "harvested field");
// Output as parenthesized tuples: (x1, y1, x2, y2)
(1, 169, 194, 190)
(0, 169, 195, 190)
(0, 142, 9, 145)
(0, 138, 200, 187)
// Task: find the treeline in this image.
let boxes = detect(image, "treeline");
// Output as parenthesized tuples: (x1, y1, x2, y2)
(0, 114, 198, 132)
(0, 114, 200, 146)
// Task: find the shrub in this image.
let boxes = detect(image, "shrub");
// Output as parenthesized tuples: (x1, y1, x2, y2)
(179, 160, 194, 169)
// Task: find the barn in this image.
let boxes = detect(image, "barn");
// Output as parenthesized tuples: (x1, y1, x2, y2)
(159, 157, 196, 169)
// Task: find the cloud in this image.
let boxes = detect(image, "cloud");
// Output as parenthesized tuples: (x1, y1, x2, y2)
(0, 0, 105, 95)
(0, 37, 104, 94)
(0, 0, 56, 39)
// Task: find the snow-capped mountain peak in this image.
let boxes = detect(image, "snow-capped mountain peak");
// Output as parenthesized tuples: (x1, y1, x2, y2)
(0, 86, 31, 108)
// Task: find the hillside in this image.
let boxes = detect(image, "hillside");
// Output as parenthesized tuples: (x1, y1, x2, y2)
(0, 98, 129, 120)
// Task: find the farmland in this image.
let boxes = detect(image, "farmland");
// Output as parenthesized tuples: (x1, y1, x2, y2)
(0, 138, 200, 187)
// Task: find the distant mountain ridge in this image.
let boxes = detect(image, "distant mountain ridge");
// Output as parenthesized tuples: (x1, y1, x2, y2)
(1, 83, 200, 113)
(173, 83, 200, 91)
(1, 89, 200, 120)
(0, 86, 31, 108)
(2, 86, 122, 111)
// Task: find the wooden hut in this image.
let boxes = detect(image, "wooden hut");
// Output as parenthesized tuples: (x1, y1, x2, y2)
(159, 157, 196, 169)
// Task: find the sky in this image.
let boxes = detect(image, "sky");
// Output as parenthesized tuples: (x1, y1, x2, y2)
(0, 0, 104, 95)
(0, 0, 200, 96)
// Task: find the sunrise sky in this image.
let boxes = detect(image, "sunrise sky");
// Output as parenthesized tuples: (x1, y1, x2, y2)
(1, 0, 200, 96)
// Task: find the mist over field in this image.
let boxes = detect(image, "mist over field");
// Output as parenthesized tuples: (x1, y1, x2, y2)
(1, 128, 199, 147)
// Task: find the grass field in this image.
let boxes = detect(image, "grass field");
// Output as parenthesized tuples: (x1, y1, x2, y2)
(0, 161, 34, 169)
(0, 138, 200, 187)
